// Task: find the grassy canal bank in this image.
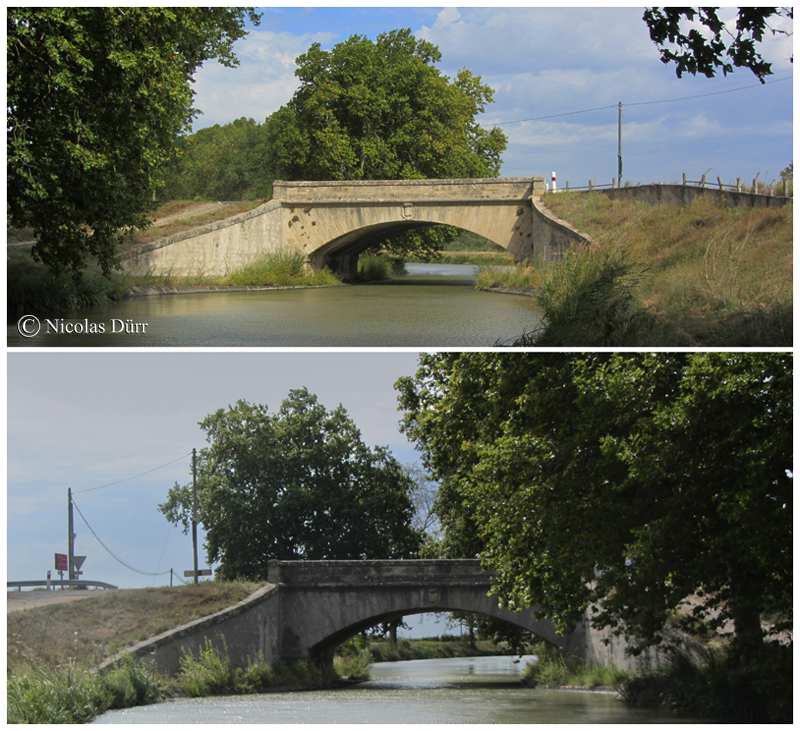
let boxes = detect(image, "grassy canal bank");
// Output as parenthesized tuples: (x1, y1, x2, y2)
(479, 191, 792, 347)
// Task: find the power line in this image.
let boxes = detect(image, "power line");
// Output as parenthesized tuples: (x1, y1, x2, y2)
(487, 75, 792, 127)
(75, 451, 192, 494)
(71, 497, 173, 577)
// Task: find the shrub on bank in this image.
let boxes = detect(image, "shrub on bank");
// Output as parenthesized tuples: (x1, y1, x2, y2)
(7, 657, 161, 724)
(619, 645, 793, 724)
(521, 647, 630, 689)
(357, 254, 395, 281)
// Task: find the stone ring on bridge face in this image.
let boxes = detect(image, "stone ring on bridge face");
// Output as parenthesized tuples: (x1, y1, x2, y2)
(401, 202, 416, 220)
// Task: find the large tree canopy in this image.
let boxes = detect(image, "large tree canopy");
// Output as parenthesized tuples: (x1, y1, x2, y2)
(159, 389, 422, 580)
(8, 7, 260, 277)
(396, 352, 792, 664)
(264, 28, 507, 258)
(643, 7, 793, 82)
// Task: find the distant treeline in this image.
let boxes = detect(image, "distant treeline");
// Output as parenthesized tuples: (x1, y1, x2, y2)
(160, 117, 274, 201)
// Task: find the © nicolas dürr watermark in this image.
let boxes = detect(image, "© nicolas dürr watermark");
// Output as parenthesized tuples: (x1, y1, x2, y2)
(16, 316, 149, 339)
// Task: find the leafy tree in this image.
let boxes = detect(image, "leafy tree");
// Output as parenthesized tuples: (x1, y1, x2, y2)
(396, 352, 792, 666)
(160, 389, 422, 580)
(264, 28, 507, 258)
(8, 7, 260, 277)
(161, 118, 273, 201)
(643, 7, 793, 82)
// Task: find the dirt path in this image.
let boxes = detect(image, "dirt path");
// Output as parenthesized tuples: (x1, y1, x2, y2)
(6, 589, 114, 614)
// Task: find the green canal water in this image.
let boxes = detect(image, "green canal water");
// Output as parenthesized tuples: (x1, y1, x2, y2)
(93, 656, 709, 724)
(8, 265, 540, 348)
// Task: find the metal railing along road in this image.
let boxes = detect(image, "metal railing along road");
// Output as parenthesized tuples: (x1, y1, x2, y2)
(8, 579, 118, 591)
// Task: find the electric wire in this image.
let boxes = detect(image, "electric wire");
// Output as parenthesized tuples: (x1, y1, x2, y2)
(488, 74, 792, 127)
(72, 496, 174, 577)
(75, 451, 192, 493)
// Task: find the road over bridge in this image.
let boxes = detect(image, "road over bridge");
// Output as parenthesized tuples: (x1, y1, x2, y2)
(122, 177, 587, 279)
(103, 560, 673, 676)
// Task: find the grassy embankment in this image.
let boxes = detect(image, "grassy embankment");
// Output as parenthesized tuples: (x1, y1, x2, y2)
(477, 191, 792, 346)
(7, 201, 343, 322)
(6, 582, 367, 723)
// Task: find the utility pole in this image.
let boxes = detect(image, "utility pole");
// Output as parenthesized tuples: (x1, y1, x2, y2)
(192, 448, 199, 585)
(67, 488, 76, 581)
(617, 101, 623, 188)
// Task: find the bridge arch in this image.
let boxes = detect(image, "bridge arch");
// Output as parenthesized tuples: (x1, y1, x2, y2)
(280, 180, 539, 278)
(121, 178, 553, 279)
(268, 560, 568, 664)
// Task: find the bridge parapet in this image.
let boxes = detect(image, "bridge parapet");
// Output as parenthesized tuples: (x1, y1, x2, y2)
(274, 177, 544, 204)
(267, 559, 492, 588)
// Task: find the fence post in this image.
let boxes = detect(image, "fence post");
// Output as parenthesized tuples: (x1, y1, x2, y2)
(753, 179, 758, 194)
(589, 180, 594, 191)
(737, 177, 742, 193)
(717, 176, 723, 191)
(701, 174, 706, 189)
(566, 181, 570, 192)
(612, 178, 617, 189)
(682, 173, 687, 186)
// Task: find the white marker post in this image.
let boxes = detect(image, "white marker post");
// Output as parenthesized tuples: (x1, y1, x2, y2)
(551, 171, 556, 192)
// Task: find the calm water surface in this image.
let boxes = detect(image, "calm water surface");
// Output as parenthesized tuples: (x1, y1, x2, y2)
(94, 656, 707, 724)
(8, 265, 540, 347)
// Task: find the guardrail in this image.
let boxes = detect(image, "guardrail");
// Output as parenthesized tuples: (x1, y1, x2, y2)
(8, 579, 118, 591)
(554, 173, 792, 197)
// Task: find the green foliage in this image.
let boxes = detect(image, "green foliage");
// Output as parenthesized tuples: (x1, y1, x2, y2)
(620, 644, 793, 723)
(8, 8, 260, 277)
(160, 389, 422, 579)
(643, 8, 792, 82)
(161, 118, 273, 201)
(264, 28, 507, 258)
(7, 657, 161, 724)
(396, 353, 793, 663)
(522, 646, 630, 689)
(357, 254, 395, 282)
(7, 249, 129, 321)
(179, 638, 236, 697)
(517, 248, 683, 346)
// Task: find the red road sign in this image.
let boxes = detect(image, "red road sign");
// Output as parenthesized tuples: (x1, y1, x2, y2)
(55, 553, 68, 571)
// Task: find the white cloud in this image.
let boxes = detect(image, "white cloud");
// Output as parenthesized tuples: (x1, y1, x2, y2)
(192, 29, 335, 127)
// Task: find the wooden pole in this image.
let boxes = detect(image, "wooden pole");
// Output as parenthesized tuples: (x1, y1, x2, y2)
(192, 448, 198, 585)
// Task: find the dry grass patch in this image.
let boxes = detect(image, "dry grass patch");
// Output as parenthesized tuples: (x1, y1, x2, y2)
(8, 582, 261, 673)
(541, 192, 792, 345)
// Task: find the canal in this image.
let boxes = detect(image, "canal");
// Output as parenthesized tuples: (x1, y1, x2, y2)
(7, 265, 540, 348)
(93, 656, 707, 724)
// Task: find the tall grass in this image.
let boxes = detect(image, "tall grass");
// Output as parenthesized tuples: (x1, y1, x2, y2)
(7, 657, 161, 724)
(177, 639, 342, 696)
(521, 647, 631, 689)
(495, 192, 791, 346)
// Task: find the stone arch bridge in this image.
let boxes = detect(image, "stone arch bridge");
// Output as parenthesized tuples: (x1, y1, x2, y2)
(104, 560, 668, 676)
(122, 177, 587, 279)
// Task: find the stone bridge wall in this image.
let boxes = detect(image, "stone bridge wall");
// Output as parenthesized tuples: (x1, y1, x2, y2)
(101, 560, 682, 677)
(120, 177, 567, 279)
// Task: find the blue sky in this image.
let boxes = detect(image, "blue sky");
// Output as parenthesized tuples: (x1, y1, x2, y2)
(7, 352, 425, 592)
(189, 6, 793, 188)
